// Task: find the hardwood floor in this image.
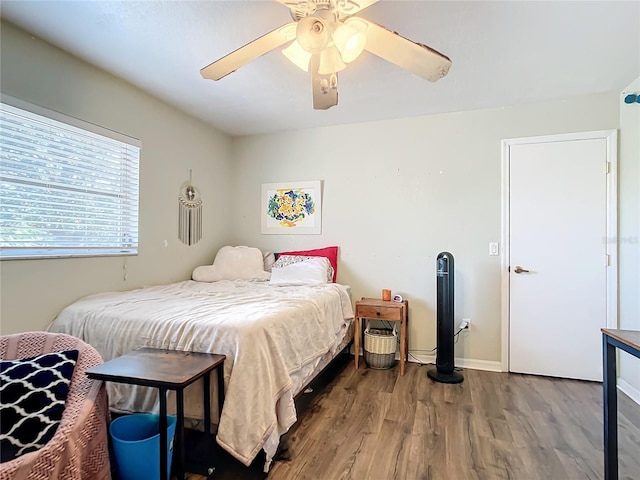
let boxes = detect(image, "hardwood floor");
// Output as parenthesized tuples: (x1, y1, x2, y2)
(185, 356, 640, 480)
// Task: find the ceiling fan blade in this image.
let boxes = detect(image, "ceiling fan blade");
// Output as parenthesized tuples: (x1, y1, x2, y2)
(201, 23, 297, 81)
(310, 55, 338, 110)
(362, 20, 451, 82)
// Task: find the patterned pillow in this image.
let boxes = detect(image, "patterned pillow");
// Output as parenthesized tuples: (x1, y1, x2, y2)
(272, 255, 334, 283)
(0, 350, 79, 462)
(276, 246, 338, 282)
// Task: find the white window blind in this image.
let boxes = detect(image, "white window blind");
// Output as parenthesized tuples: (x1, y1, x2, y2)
(0, 98, 140, 260)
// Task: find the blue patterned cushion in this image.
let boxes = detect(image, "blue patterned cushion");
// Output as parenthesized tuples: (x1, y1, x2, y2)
(0, 350, 78, 462)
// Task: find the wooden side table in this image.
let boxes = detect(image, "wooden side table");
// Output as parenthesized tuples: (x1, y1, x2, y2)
(354, 297, 409, 375)
(86, 348, 225, 480)
(601, 329, 640, 480)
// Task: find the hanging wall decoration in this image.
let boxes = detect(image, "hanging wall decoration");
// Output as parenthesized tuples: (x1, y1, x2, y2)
(178, 170, 203, 245)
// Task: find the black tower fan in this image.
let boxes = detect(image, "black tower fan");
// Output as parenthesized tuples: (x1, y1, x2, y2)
(427, 252, 464, 384)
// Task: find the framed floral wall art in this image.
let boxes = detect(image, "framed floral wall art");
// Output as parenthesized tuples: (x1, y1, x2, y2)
(261, 181, 322, 234)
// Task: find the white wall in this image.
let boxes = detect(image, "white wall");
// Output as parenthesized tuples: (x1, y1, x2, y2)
(230, 93, 619, 366)
(0, 21, 233, 334)
(618, 76, 640, 399)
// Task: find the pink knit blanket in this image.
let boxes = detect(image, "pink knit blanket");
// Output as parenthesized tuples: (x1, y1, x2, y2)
(0, 332, 111, 480)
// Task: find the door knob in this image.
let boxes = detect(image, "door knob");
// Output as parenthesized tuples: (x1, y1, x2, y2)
(513, 266, 530, 274)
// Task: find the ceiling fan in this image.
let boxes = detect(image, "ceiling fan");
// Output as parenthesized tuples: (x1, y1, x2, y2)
(200, 0, 451, 110)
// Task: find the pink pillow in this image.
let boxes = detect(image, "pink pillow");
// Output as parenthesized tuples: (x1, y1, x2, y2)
(276, 246, 338, 282)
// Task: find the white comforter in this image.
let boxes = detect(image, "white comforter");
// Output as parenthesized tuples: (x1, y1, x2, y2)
(48, 280, 353, 467)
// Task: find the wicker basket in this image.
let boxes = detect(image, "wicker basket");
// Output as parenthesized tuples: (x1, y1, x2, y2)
(364, 324, 397, 370)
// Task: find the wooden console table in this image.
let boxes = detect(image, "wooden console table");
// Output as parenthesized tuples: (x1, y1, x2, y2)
(87, 348, 225, 480)
(354, 297, 409, 375)
(601, 329, 640, 480)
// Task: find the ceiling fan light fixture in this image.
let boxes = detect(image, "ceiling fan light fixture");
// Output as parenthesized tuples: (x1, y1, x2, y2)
(317, 45, 347, 75)
(282, 40, 312, 71)
(329, 73, 338, 90)
(296, 16, 330, 53)
(333, 19, 367, 63)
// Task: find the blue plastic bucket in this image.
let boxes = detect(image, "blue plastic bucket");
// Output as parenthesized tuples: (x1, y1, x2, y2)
(109, 413, 177, 480)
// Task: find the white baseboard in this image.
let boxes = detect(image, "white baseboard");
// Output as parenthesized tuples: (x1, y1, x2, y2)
(408, 353, 503, 372)
(618, 378, 640, 406)
(406, 353, 640, 406)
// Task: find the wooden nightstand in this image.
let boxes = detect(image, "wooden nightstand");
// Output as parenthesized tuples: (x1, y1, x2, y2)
(354, 297, 409, 375)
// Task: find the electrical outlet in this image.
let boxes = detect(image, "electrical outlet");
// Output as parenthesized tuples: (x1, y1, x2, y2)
(459, 318, 470, 330)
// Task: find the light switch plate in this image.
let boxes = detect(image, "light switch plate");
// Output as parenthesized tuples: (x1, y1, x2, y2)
(489, 242, 499, 256)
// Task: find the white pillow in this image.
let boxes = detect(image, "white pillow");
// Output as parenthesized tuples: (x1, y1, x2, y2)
(269, 257, 330, 285)
(272, 254, 334, 282)
(192, 246, 270, 282)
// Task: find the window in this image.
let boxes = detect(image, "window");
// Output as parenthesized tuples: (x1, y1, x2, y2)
(0, 97, 140, 260)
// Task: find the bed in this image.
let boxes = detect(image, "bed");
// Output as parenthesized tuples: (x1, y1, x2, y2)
(47, 246, 353, 470)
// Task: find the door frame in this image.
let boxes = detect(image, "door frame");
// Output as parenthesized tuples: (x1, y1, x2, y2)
(500, 130, 618, 372)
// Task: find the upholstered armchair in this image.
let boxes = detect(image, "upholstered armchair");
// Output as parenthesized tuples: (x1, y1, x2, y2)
(0, 332, 111, 480)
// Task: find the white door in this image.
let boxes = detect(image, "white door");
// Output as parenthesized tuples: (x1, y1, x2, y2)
(505, 131, 616, 381)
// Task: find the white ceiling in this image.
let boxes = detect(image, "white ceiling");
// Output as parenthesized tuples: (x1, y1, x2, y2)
(1, 1, 639, 137)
